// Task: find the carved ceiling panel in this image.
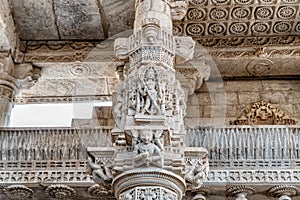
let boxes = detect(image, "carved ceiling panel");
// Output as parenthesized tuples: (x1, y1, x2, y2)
(8, 0, 300, 41)
(8, 0, 135, 41)
(53, 0, 105, 40)
(175, 0, 300, 39)
(9, 0, 59, 40)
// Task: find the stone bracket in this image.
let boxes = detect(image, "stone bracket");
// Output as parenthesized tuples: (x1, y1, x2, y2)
(184, 147, 209, 191)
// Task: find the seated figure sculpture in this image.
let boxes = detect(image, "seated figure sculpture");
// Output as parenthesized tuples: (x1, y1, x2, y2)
(133, 130, 163, 168)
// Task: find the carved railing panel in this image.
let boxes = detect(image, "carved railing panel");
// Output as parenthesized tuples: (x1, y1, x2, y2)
(0, 127, 112, 163)
(0, 127, 299, 166)
(0, 127, 299, 189)
(187, 127, 300, 165)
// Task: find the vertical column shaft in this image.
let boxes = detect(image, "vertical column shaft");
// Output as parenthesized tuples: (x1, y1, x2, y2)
(0, 84, 14, 126)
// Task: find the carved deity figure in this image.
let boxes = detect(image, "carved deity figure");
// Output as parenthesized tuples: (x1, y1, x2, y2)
(138, 67, 162, 115)
(87, 159, 113, 183)
(133, 130, 163, 168)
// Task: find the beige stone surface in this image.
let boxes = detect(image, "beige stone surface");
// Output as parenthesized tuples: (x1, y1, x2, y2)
(262, 80, 300, 91)
(238, 92, 261, 104)
(189, 79, 300, 126)
(0, 0, 300, 199)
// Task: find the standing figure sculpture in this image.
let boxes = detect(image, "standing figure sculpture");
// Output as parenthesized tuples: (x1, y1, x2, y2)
(138, 67, 162, 115)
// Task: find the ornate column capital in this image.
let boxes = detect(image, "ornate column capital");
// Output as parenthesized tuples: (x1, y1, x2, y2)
(191, 185, 213, 200)
(267, 185, 300, 200)
(226, 185, 256, 200)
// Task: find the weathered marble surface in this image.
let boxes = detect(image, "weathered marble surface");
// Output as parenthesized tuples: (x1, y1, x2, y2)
(8, 0, 300, 41)
(9, 0, 135, 40)
(19, 62, 117, 98)
(53, 0, 105, 39)
(0, 0, 18, 51)
(9, 0, 59, 40)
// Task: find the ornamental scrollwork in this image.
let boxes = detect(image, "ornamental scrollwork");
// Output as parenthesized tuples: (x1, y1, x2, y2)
(231, 101, 297, 125)
(45, 185, 76, 200)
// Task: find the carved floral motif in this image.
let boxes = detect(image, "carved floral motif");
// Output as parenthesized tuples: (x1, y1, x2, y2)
(246, 58, 274, 76)
(177, 2, 300, 38)
(226, 185, 255, 200)
(3, 185, 34, 200)
(231, 101, 296, 125)
(88, 184, 111, 197)
(45, 185, 76, 200)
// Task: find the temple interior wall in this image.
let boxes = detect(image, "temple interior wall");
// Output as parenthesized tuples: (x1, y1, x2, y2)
(186, 79, 300, 127)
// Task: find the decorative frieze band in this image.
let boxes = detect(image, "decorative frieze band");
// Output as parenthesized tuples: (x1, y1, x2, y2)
(14, 95, 112, 104)
(206, 169, 300, 184)
(18, 39, 300, 64)
(1, 168, 300, 187)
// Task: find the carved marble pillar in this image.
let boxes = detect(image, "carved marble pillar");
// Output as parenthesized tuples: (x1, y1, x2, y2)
(88, 0, 209, 199)
(0, 55, 16, 126)
(0, 0, 21, 126)
(0, 83, 15, 126)
(0, 55, 41, 126)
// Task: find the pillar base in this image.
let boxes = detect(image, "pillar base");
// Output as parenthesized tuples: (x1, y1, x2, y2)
(112, 168, 186, 200)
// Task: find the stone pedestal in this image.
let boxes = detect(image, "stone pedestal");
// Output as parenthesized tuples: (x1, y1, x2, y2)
(113, 168, 185, 200)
